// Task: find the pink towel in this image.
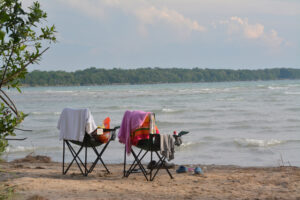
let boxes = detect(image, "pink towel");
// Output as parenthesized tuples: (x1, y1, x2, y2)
(118, 110, 150, 154)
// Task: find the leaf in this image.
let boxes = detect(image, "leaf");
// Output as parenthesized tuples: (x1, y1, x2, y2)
(20, 45, 27, 51)
(0, 30, 5, 41)
(16, 86, 21, 93)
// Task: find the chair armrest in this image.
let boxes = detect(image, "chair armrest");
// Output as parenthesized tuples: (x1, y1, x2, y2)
(104, 126, 120, 141)
(103, 126, 120, 132)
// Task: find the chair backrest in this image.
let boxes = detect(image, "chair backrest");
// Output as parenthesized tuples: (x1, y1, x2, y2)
(57, 108, 97, 142)
(131, 113, 159, 146)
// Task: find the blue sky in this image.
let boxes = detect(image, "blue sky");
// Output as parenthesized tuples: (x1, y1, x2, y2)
(23, 0, 300, 71)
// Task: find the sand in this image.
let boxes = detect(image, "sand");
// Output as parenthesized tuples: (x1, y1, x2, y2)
(0, 155, 300, 200)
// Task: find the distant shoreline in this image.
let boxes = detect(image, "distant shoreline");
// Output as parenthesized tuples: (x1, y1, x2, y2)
(21, 67, 300, 87)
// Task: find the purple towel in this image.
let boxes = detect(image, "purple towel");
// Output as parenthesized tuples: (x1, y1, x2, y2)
(118, 110, 150, 154)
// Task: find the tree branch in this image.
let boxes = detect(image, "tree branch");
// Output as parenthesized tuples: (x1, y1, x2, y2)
(0, 88, 18, 114)
(1, 47, 49, 85)
(0, 94, 17, 115)
(0, 43, 15, 88)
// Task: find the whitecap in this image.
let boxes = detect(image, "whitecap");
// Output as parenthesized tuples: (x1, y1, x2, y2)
(162, 108, 175, 113)
(268, 86, 287, 90)
(5, 145, 37, 153)
(30, 111, 60, 116)
(44, 90, 75, 94)
(234, 138, 284, 147)
(177, 141, 209, 151)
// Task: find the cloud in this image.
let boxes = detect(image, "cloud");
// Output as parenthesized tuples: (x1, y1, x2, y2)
(55, 0, 206, 38)
(221, 16, 284, 48)
(134, 6, 206, 35)
(263, 29, 284, 48)
(230, 17, 264, 39)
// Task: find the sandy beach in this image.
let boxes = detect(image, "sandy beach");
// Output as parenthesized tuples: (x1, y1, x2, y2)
(0, 155, 299, 200)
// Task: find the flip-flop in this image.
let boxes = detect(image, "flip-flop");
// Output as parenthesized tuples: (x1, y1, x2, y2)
(176, 165, 188, 173)
(194, 166, 203, 175)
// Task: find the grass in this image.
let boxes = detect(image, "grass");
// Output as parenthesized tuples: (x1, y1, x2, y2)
(0, 183, 15, 200)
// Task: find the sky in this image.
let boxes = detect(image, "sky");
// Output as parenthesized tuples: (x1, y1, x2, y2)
(22, 0, 300, 71)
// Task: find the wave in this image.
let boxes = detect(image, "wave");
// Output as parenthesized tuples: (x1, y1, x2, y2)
(177, 141, 207, 150)
(30, 111, 61, 116)
(268, 86, 287, 90)
(162, 108, 176, 113)
(161, 108, 186, 114)
(284, 91, 300, 95)
(45, 90, 75, 93)
(286, 139, 300, 144)
(234, 138, 285, 147)
(150, 108, 186, 115)
(5, 145, 37, 153)
(5, 145, 62, 154)
(216, 97, 244, 101)
(268, 84, 300, 91)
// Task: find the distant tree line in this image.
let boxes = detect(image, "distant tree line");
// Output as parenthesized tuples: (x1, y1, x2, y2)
(21, 67, 300, 86)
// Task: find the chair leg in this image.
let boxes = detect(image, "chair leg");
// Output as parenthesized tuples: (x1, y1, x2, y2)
(63, 140, 65, 174)
(88, 140, 111, 174)
(98, 141, 111, 174)
(123, 149, 173, 181)
(153, 151, 173, 180)
(131, 149, 149, 181)
(64, 141, 85, 175)
(125, 149, 147, 177)
(150, 150, 153, 179)
(125, 149, 147, 179)
(123, 148, 126, 177)
(84, 146, 88, 176)
(62, 133, 116, 176)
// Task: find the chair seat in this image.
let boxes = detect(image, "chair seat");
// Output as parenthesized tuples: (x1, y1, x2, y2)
(136, 135, 160, 151)
(69, 134, 103, 148)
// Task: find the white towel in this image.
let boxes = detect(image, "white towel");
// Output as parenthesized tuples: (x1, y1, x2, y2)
(57, 108, 97, 142)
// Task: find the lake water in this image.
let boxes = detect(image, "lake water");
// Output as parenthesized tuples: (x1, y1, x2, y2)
(3, 80, 300, 167)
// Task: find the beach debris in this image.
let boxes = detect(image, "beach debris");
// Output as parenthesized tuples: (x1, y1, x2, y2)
(26, 194, 48, 200)
(11, 155, 51, 163)
(35, 166, 45, 169)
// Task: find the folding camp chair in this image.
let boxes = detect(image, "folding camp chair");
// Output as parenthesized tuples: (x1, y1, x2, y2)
(124, 134, 173, 181)
(58, 108, 119, 176)
(119, 110, 188, 181)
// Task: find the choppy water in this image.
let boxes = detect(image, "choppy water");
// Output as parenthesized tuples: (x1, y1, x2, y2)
(3, 80, 300, 166)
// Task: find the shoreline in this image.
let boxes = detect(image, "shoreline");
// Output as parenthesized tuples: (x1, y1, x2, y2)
(1, 156, 300, 200)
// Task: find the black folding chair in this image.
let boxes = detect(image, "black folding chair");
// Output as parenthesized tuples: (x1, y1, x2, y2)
(121, 111, 189, 181)
(62, 126, 119, 176)
(123, 134, 174, 181)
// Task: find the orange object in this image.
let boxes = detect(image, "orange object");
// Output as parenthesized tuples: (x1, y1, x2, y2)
(98, 117, 111, 143)
(131, 114, 159, 146)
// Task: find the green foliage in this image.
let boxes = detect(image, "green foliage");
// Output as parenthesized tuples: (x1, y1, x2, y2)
(22, 67, 300, 86)
(0, 0, 56, 153)
(0, 183, 15, 200)
(0, 103, 25, 154)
